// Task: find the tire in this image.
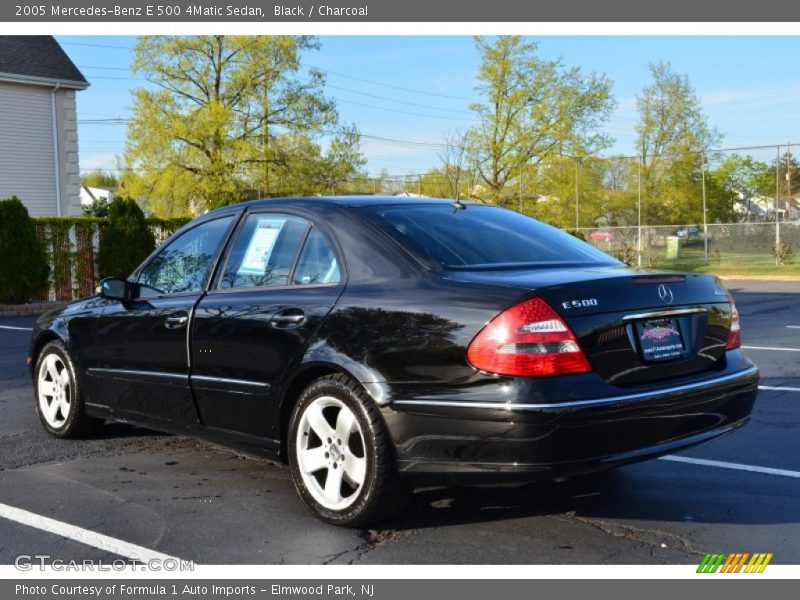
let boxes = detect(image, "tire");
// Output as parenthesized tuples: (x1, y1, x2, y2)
(34, 340, 104, 439)
(288, 373, 409, 527)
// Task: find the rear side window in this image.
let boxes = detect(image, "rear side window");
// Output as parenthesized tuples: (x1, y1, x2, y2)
(292, 227, 341, 285)
(364, 204, 619, 270)
(221, 214, 309, 289)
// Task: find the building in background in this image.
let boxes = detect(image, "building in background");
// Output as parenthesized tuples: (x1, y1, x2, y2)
(79, 185, 115, 208)
(0, 36, 88, 216)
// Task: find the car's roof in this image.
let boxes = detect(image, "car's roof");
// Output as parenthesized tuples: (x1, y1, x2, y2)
(202, 195, 469, 218)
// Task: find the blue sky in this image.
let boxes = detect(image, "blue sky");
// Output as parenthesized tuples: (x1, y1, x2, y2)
(57, 35, 800, 178)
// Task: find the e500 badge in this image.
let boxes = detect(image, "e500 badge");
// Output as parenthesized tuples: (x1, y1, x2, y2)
(562, 298, 599, 309)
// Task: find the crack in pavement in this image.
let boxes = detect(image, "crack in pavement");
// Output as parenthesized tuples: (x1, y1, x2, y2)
(320, 528, 412, 565)
(550, 511, 703, 557)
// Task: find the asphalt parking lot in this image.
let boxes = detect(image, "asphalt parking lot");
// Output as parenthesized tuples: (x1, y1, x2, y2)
(0, 279, 798, 565)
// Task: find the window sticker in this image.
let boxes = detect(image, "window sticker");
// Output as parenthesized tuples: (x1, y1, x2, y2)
(238, 218, 286, 275)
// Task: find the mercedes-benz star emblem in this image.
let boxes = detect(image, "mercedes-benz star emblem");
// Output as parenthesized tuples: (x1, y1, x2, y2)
(657, 284, 674, 305)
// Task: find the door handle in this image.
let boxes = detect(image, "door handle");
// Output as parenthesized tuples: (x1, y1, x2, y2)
(165, 312, 189, 329)
(270, 309, 305, 327)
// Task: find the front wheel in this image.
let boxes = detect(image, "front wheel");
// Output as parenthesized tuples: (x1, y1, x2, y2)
(288, 374, 409, 527)
(34, 340, 103, 438)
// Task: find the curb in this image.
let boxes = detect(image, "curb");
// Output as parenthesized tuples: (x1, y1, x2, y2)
(0, 302, 69, 317)
(717, 276, 800, 282)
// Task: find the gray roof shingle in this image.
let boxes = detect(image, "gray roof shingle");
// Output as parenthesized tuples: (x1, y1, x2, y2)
(0, 36, 88, 88)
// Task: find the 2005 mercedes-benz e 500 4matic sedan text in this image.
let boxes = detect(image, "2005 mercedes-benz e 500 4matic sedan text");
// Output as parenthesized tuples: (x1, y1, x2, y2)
(29, 197, 758, 526)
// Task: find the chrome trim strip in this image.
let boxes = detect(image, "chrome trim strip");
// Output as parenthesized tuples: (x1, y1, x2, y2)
(86, 368, 186, 381)
(191, 375, 270, 390)
(622, 307, 708, 321)
(392, 366, 758, 411)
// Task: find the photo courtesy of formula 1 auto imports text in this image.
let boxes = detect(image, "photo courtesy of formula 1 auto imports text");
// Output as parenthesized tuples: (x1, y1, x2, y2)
(0, 0, 799, 597)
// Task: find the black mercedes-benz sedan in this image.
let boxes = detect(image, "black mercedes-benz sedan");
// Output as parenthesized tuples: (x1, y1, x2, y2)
(29, 197, 758, 526)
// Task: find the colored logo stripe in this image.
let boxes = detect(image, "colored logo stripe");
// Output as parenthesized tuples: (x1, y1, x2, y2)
(697, 552, 773, 573)
(697, 553, 726, 573)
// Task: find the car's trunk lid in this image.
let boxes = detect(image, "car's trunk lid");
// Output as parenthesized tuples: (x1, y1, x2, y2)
(446, 267, 734, 386)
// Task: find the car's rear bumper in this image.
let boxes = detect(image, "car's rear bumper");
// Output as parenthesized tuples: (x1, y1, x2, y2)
(381, 365, 758, 482)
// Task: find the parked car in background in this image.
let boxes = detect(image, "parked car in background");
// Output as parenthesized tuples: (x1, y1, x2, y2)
(589, 228, 616, 242)
(29, 197, 758, 526)
(676, 226, 701, 239)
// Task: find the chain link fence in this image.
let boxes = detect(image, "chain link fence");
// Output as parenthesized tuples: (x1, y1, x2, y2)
(579, 222, 800, 269)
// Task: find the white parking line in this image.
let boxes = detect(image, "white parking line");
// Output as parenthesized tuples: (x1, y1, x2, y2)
(0, 502, 182, 563)
(659, 455, 800, 478)
(759, 385, 800, 392)
(0, 325, 32, 331)
(743, 345, 800, 352)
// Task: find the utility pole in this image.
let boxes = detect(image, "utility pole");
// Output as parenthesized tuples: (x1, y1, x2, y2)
(701, 153, 708, 264)
(776, 145, 781, 254)
(574, 159, 580, 230)
(637, 156, 643, 267)
(787, 144, 793, 226)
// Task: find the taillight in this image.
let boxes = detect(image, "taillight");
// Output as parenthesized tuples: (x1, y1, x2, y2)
(725, 292, 741, 350)
(467, 297, 592, 377)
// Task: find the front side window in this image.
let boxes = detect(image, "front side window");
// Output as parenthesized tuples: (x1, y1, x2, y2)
(221, 214, 309, 289)
(137, 216, 233, 297)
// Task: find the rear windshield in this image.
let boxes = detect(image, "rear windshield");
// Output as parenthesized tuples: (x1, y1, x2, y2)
(364, 204, 619, 270)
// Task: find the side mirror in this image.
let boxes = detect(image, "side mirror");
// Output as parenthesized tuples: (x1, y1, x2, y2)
(97, 278, 129, 301)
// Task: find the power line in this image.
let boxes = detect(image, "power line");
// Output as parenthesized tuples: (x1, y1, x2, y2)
(61, 41, 135, 50)
(85, 75, 145, 81)
(76, 115, 799, 158)
(324, 83, 473, 115)
(76, 63, 476, 117)
(335, 98, 475, 121)
(309, 64, 478, 102)
(77, 63, 475, 114)
(77, 117, 453, 149)
(77, 64, 132, 71)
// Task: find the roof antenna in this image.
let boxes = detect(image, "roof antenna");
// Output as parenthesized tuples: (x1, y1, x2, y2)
(451, 194, 466, 210)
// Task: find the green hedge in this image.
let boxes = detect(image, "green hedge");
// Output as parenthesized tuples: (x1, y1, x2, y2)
(97, 198, 156, 279)
(0, 197, 50, 303)
(22, 211, 190, 303)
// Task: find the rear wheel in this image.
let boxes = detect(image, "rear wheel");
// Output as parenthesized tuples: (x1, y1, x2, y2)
(288, 374, 409, 526)
(34, 340, 103, 438)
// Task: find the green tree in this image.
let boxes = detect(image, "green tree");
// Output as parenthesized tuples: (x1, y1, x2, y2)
(438, 129, 474, 200)
(709, 154, 773, 221)
(81, 169, 118, 189)
(775, 150, 800, 218)
(635, 62, 721, 224)
(467, 36, 614, 205)
(97, 198, 156, 279)
(81, 197, 111, 217)
(0, 197, 49, 303)
(124, 35, 363, 215)
(261, 129, 365, 196)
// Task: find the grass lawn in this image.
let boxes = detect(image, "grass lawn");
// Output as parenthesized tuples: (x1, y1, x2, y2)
(642, 247, 800, 276)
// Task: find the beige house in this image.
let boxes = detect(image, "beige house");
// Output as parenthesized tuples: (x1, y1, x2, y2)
(0, 36, 88, 216)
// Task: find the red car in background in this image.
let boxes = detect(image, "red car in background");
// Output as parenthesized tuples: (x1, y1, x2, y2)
(589, 229, 615, 242)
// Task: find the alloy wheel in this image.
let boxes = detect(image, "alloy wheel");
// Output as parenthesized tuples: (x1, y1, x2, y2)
(37, 353, 72, 429)
(295, 395, 367, 510)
